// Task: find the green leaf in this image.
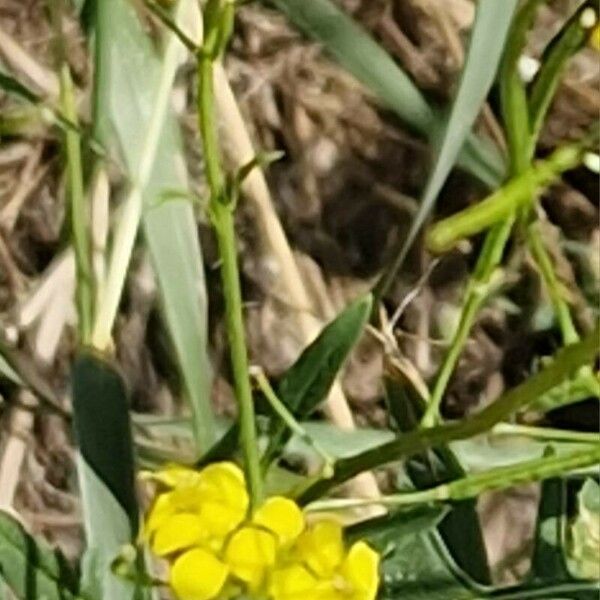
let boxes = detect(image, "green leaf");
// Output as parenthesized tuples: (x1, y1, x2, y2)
(568, 478, 600, 581)
(262, 294, 372, 467)
(0, 68, 40, 103)
(92, 0, 214, 452)
(289, 422, 394, 459)
(451, 437, 596, 473)
(375, 510, 600, 599)
(268, 0, 505, 188)
(0, 349, 22, 386)
(0, 510, 83, 600)
(385, 378, 490, 584)
(72, 353, 138, 599)
(347, 504, 448, 544)
(530, 478, 571, 583)
(377, 528, 481, 600)
(382, 0, 518, 289)
(528, 2, 593, 153)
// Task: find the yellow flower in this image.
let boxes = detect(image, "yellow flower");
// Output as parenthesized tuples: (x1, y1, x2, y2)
(143, 462, 250, 600)
(270, 520, 380, 600)
(142, 463, 380, 600)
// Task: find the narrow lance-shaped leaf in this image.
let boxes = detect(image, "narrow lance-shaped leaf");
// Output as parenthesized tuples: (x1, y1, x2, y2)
(199, 295, 373, 468)
(528, 2, 595, 155)
(379, 0, 518, 294)
(262, 294, 372, 468)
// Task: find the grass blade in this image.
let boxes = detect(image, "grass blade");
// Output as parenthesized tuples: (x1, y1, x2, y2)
(379, 0, 518, 295)
(268, 0, 505, 188)
(91, 0, 214, 451)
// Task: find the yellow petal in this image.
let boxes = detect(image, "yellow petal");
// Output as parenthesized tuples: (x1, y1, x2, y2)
(170, 548, 229, 600)
(198, 463, 248, 507)
(269, 565, 318, 600)
(145, 491, 178, 538)
(295, 520, 344, 578)
(151, 513, 207, 556)
(224, 526, 277, 589)
(141, 465, 203, 489)
(253, 497, 305, 546)
(341, 541, 380, 600)
(198, 462, 245, 492)
(200, 501, 248, 539)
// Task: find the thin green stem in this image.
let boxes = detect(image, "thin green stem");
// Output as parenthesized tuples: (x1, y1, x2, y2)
(491, 422, 600, 444)
(499, 0, 541, 174)
(528, 222, 579, 345)
(251, 367, 335, 477)
(421, 218, 513, 427)
(197, 13, 262, 507)
(297, 326, 598, 503)
(421, 2, 592, 426)
(307, 445, 600, 512)
(55, 15, 93, 343)
(426, 143, 585, 253)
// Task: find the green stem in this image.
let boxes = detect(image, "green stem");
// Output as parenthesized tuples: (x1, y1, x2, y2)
(251, 367, 335, 477)
(421, 218, 513, 427)
(499, 0, 542, 174)
(491, 422, 600, 444)
(197, 38, 262, 507)
(307, 445, 600, 512)
(421, 0, 592, 425)
(528, 222, 579, 345)
(57, 39, 93, 344)
(426, 143, 585, 253)
(297, 326, 598, 503)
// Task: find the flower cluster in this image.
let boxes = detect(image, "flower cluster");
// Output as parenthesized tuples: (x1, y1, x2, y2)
(143, 462, 380, 600)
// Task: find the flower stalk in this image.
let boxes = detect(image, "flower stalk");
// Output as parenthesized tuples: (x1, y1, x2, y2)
(197, 0, 262, 507)
(307, 444, 600, 513)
